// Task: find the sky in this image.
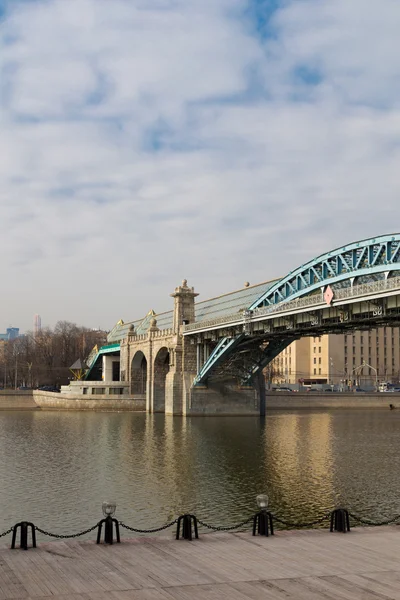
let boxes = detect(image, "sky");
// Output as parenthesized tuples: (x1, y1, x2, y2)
(1, 0, 400, 333)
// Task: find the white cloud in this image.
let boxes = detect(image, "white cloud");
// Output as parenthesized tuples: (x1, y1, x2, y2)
(1, 0, 400, 332)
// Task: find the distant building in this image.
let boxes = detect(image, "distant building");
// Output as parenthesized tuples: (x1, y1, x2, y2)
(270, 326, 400, 388)
(6, 327, 19, 340)
(34, 314, 41, 336)
(0, 328, 20, 363)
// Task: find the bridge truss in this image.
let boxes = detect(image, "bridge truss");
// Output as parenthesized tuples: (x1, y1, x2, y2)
(186, 234, 400, 386)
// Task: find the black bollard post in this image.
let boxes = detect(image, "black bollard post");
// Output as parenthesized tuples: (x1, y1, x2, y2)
(252, 511, 274, 536)
(96, 516, 120, 544)
(330, 508, 350, 533)
(176, 515, 199, 540)
(11, 522, 36, 550)
(104, 516, 113, 544)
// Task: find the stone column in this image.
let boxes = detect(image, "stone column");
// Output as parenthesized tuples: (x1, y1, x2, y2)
(171, 279, 198, 332)
(147, 318, 159, 412)
(165, 280, 198, 415)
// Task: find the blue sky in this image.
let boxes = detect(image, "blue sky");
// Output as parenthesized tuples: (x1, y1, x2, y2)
(1, 0, 400, 332)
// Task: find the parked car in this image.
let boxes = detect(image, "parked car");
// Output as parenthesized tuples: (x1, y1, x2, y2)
(38, 386, 60, 393)
(272, 387, 293, 392)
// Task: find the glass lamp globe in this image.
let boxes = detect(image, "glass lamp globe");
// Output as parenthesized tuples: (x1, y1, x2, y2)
(102, 501, 117, 518)
(256, 494, 269, 511)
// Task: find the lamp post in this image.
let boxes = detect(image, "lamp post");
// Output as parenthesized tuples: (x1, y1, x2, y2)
(27, 362, 33, 389)
(253, 494, 274, 536)
(360, 360, 378, 391)
(14, 349, 19, 390)
(349, 361, 377, 390)
(329, 357, 334, 389)
(97, 501, 120, 544)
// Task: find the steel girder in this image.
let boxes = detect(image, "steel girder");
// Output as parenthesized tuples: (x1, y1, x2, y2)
(242, 337, 296, 383)
(249, 234, 400, 309)
(194, 334, 295, 385)
(194, 334, 245, 385)
(220, 336, 296, 384)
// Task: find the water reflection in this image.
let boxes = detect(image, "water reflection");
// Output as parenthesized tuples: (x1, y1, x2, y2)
(0, 409, 399, 538)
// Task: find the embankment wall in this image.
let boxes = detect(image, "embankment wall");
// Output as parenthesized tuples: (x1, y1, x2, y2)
(0, 391, 145, 411)
(188, 383, 259, 416)
(265, 392, 397, 410)
(0, 391, 397, 412)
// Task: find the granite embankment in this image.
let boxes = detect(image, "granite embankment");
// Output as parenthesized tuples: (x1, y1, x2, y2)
(0, 390, 397, 411)
(0, 390, 145, 411)
(265, 392, 396, 410)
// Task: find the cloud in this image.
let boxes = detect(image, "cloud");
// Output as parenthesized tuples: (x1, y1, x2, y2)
(1, 0, 400, 332)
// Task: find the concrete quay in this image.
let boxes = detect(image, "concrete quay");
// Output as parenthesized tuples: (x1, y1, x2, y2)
(1, 526, 400, 598)
(0, 390, 397, 412)
(265, 391, 398, 410)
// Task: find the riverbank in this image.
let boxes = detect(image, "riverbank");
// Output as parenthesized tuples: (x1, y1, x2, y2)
(0, 390, 145, 410)
(1, 526, 400, 598)
(0, 390, 396, 411)
(265, 391, 397, 410)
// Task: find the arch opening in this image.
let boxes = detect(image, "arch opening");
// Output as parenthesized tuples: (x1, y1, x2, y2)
(153, 347, 170, 412)
(131, 351, 147, 396)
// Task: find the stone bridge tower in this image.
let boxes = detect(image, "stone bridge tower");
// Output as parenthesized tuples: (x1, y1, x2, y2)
(165, 280, 198, 415)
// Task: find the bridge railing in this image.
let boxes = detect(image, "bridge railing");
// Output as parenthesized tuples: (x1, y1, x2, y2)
(128, 328, 173, 341)
(183, 275, 400, 334)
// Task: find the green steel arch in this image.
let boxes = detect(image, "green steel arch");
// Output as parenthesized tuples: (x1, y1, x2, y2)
(250, 234, 400, 310)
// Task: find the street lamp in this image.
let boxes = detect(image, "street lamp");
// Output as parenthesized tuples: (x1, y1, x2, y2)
(329, 357, 334, 389)
(361, 360, 378, 391)
(256, 494, 269, 511)
(349, 361, 377, 391)
(253, 494, 273, 536)
(27, 362, 33, 389)
(97, 501, 120, 544)
(14, 348, 19, 390)
(102, 501, 116, 517)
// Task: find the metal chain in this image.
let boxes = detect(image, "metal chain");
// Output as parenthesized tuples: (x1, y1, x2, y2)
(35, 523, 100, 539)
(348, 512, 400, 526)
(272, 512, 332, 528)
(119, 519, 178, 534)
(196, 516, 254, 531)
(4, 509, 400, 542)
(0, 527, 13, 538)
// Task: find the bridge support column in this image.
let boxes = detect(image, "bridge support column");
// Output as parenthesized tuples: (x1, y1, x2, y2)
(257, 372, 266, 417)
(186, 379, 260, 416)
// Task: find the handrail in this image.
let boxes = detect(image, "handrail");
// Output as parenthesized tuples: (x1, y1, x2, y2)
(183, 276, 400, 334)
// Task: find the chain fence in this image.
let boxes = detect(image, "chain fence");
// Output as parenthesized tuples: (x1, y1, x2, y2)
(0, 527, 13, 538)
(197, 516, 254, 531)
(119, 519, 178, 534)
(271, 512, 332, 528)
(348, 512, 400, 527)
(2, 508, 400, 544)
(35, 523, 100, 539)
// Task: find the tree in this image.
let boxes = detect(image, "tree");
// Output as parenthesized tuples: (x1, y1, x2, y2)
(0, 322, 107, 388)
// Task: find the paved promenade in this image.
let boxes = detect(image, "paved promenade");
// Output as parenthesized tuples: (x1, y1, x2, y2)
(1, 526, 400, 598)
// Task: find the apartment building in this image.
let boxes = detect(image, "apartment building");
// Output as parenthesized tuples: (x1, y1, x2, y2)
(270, 326, 400, 388)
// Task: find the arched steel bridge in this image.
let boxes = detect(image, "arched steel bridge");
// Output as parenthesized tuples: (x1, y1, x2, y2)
(183, 234, 400, 386)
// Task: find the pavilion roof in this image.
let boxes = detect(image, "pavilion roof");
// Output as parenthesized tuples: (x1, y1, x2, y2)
(107, 279, 278, 343)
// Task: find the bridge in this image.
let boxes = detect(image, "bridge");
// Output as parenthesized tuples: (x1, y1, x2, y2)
(89, 234, 400, 415)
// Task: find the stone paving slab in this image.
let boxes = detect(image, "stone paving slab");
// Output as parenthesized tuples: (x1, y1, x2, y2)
(0, 526, 400, 598)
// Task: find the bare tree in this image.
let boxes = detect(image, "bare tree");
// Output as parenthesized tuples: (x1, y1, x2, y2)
(0, 322, 107, 388)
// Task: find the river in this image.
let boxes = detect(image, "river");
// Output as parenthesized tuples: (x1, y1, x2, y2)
(0, 408, 399, 539)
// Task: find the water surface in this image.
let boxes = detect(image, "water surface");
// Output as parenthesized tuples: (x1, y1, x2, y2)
(0, 409, 399, 538)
